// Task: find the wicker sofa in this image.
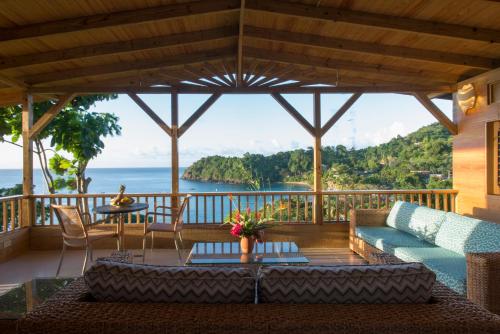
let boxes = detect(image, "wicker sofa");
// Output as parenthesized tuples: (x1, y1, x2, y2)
(350, 201, 500, 314)
(17, 263, 500, 334)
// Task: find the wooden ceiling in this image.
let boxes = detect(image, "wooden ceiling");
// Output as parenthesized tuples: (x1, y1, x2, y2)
(0, 0, 499, 104)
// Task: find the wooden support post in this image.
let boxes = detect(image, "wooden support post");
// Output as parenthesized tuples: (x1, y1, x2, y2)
(313, 92, 323, 225)
(22, 93, 34, 228)
(171, 92, 179, 208)
(236, 0, 246, 86)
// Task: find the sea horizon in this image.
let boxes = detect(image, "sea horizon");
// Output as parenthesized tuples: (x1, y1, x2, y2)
(0, 167, 310, 194)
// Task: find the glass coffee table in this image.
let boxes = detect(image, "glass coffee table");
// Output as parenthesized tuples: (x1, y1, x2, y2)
(0, 278, 74, 334)
(185, 241, 309, 266)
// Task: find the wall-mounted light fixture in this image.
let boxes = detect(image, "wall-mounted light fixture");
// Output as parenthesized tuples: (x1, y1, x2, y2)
(457, 83, 476, 114)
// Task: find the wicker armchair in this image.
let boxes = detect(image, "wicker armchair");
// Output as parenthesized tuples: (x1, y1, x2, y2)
(349, 208, 500, 315)
(142, 195, 191, 262)
(52, 205, 119, 276)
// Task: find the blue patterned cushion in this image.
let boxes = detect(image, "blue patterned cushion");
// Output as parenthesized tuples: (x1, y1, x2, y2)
(435, 213, 500, 255)
(355, 227, 433, 253)
(393, 247, 466, 295)
(386, 201, 446, 243)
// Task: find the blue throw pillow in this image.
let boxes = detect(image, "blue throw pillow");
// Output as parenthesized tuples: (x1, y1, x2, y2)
(386, 201, 446, 243)
(435, 212, 500, 255)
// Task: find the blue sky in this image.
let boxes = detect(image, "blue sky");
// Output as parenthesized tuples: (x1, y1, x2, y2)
(0, 93, 452, 169)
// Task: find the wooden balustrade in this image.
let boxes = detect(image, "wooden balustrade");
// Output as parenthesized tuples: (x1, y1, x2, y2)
(26, 189, 458, 227)
(0, 195, 23, 234)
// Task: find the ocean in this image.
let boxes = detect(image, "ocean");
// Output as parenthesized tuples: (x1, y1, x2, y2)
(0, 167, 309, 194)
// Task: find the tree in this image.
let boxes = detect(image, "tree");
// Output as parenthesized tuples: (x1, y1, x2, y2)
(0, 95, 119, 193)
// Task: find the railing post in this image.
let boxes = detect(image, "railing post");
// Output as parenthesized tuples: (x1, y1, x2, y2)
(21, 93, 34, 228)
(171, 91, 179, 209)
(312, 92, 323, 224)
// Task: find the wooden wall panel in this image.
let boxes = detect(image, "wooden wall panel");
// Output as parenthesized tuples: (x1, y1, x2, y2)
(453, 67, 500, 222)
(0, 228, 29, 263)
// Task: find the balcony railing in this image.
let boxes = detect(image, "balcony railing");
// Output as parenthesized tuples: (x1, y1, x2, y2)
(25, 189, 458, 227)
(0, 195, 23, 234)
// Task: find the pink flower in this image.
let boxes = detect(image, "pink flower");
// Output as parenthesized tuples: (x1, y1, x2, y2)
(246, 207, 251, 215)
(230, 224, 243, 237)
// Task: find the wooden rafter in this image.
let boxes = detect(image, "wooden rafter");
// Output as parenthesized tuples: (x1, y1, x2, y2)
(0, 0, 240, 43)
(178, 93, 222, 137)
(203, 62, 233, 86)
(321, 93, 362, 136)
(245, 26, 497, 69)
(256, 65, 297, 86)
(128, 93, 172, 136)
(243, 59, 260, 85)
(271, 93, 315, 136)
(23, 48, 234, 85)
(183, 66, 223, 87)
(29, 94, 75, 139)
(246, 0, 500, 43)
(246, 63, 278, 86)
(220, 61, 236, 86)
(236, 0, 246, 86)
(413, 92, 458, 135)
(245, 47, 458, 85)
(0, 27, 238, 71)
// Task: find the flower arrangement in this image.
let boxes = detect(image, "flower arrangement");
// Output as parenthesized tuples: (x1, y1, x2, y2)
(224, 194, 284, 253)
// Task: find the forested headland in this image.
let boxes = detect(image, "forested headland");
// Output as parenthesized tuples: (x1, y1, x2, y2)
(182, 123, 452, 190)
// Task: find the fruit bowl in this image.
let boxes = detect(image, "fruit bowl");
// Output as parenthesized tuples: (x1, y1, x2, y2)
(111, 197, 135, 207)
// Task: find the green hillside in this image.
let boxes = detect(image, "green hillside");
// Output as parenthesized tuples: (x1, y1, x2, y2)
(182, 123, 452, 190)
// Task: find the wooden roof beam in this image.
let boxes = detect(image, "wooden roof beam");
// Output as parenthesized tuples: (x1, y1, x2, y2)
(271, 93, 315, 136)
(0, 27, 238, 71)
(246, 0, 500, 43)
(245, 26, 497, 69)
(29, 84, 454, 94)
(321, 93, 362, 136)
(29, 94, 75, 139)
(178, 93, 222, 137)
(413, 92, 458, 135)
(0, 0, 240, 43)
(0, 73, 28, 89)
(245, 47, 458, 86)
(128, 93, 172, 136)
(22, 48, 234, 85)
(236, 0, 246, 87)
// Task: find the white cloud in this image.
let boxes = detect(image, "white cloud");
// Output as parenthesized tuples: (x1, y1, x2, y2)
(356, 121, 407, 148)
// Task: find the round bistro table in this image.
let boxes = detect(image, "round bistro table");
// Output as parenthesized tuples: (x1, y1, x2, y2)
(94, 203, 148, 250)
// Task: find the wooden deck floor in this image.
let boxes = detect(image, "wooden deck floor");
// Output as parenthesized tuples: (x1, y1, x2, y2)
(0, 248, 365, 288)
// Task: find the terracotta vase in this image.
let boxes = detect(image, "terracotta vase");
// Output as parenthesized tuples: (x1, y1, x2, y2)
(240, 236, 255, 254)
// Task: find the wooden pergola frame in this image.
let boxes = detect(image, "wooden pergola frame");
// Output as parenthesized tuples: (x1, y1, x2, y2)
(3, 0, 497, 225)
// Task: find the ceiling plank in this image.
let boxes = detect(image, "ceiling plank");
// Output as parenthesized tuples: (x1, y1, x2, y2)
(321, 93, 362, 136)
(246, 0, 500, 43)
(271, 93, 315, 136)
(0, 73, 28, 89)
(413, 92, 458, 135)
(178, 93, 222, 137)
(22, 48, 234, 85)
(0, 27, 238, 71)
(245, 47, 458, 85)
(203, 62, 233, 86)
(236, 0, 246, 86)
(0, 0, 240, 43)
(128, 93, 172, 136)
(29, 94, 75, 139)
(245, 26, 497, 69)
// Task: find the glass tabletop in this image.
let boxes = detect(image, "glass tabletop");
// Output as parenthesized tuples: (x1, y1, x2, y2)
(186, 241, 309, 265)
(0, 278, 74, 320)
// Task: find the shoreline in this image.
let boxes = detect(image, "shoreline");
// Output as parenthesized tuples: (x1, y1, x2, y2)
(283, 181, 312, 188)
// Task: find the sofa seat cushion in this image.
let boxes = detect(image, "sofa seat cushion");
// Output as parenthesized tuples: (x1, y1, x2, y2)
(386, 201, 446, 243)
(435, 212, 500, 255)
(393, 247, 466, 295)
(356, 226, 434, 253)
(84, 261, 256, 304)
(258, 263, 436, 304)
